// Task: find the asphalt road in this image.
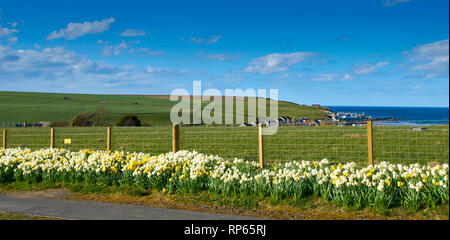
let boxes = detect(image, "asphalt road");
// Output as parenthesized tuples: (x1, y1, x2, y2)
(0, 194, 261, 220)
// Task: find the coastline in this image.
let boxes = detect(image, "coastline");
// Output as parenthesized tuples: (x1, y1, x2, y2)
(326, 106, 449, 127)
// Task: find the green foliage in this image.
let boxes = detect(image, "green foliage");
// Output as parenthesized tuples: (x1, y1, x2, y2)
(71, 112, 95, 127)
(117, 114, 142, 127)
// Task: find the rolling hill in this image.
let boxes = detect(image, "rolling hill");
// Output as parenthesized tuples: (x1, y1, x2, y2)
(0, 91, 327, 126)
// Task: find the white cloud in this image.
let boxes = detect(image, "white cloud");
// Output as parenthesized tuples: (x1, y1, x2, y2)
(223, 73, 245, 82)
(47, 18, 115, 40)
(0, 44, 191, 90)
(134, 48, 163, 55)
(0, 45, 123, 75)
(244, 52, 317, 74)
(190, 37, 205, 43)
(381, 0, 411, 7)
(312, 73, 354, 82)
(119, 29, 147, 37)
(97, 40, 108, 44)
(408, 85, 426, 94)
(280, 73, 291, 79)
(143, 66, 192, 78)
(115, 41, 128, 53)
(202, 53, 242, 61)
(408, 39, 448, 61)
(206, 34, 222, 44)
(100, 40, 163, 56)
(146, 50, 163, 56)
(351, 61, 390, 75)
(7, 36, 17, 44)
(340, 74, 354, 81)
(100, 41, 129, 56)
(277, 73, 303, 80)
(0, 25, 18, 38)
(406, 39, 449, 78)
(0, 10, 21, 44)
(0, 25, 18, 45)
(102, 46, 113, 56)
(137, 48, 150, 52)
(190, 34, 223, 44)
(145, 67, 170, 73)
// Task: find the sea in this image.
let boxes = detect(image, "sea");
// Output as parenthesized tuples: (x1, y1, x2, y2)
(326, 106, 449, 126)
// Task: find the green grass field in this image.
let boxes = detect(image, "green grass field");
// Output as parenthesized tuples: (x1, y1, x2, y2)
(0, 91, 327, 126)
(1, 125, 448, 165)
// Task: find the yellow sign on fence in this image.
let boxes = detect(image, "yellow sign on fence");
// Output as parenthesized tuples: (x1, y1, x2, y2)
(64, 139, 71, 144)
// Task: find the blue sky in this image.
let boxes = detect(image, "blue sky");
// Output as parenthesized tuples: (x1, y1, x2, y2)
(0, 0, 448, 107)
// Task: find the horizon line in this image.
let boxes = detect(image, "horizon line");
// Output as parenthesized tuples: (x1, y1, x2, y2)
(0, 90, 448, 108)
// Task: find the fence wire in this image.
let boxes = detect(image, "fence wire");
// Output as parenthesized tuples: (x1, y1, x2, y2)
(373, 125, 449, 165)
(1, 124, 448, 166)
(54, 127, 107, 151)
(263, 126, 368, 164)
(180, 126, 259, 161)
(112, 126, 172, 155)
(3, 128, 50, 150)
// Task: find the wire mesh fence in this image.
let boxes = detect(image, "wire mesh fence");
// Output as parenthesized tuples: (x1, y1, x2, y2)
(54, 127, 107, 151)
(180, 126, 259, 161)
(263, 126, 368, 164)
(373, 125, 449, 165)
(111, 126, 172, 155)
(0, 124, 448, 166)
(3, 128, 50, 150)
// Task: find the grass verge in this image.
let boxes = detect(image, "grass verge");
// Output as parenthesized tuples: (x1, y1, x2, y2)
(0, 211, 62, 220)
(0, 181, 448, 220)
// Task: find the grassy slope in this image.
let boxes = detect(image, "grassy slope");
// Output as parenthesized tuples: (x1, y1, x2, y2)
(0, 91, 326, 126)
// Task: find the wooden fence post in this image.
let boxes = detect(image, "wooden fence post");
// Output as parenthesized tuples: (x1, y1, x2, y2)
(50, 128, 55, 149)
(2, 129, 6, 149)
(258, 123, 264, 169)
(107, 126, 111, 152)
(172, 124, 180, 152)
(367, 121, 374, 165)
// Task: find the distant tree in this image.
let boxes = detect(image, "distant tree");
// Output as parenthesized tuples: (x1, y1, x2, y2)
(71, 113, 95, 127)
(117, 114, 141, 127)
